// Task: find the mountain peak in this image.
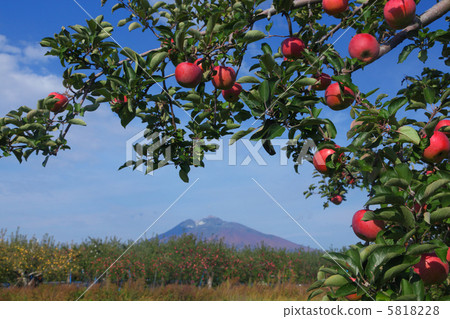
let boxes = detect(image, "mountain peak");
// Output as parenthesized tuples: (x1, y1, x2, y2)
(157, 217, 311, 251)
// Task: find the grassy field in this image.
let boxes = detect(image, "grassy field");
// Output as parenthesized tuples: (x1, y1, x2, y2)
(0, 280, 313, 301)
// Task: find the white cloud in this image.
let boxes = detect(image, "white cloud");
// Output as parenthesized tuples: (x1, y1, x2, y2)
(0, 34, 62, 114)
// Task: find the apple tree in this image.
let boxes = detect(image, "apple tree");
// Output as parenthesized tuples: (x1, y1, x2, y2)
(1, 0, 450, 300)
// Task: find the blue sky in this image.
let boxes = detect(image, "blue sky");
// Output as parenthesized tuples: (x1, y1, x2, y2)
(0, 1, 446, 250)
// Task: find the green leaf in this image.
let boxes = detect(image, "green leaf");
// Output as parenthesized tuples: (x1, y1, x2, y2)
(360, 244, 384, 263)
(398, 44, 415, 63)
(383, 256, 420, 282)
(149, 52, 168, 71)
(128, 22, 142, 31)
(430, 207, 450, 223)
(400, 278, 413, 296)
(229, 128, 256, 145)
(411, 276, 425, 300)
(422, 179, 450, 201)
(399, 206, 415, 229)
(388, 96, 408, 116)
(335, 283, 357, 297)
(179, 169, 189, 183)
(323, 274, 348, 287)
(68, 118, 87, 126)
(243, 30, 266, 43)
(384, 178, 409, 188)
(296, 78, 319, 87)
(366, 194, 404, 206)
(418, 49, 428, 63)
(365, 245, 405, 281)
(259, 80, 270, 104)
(237, 76, 260, 84)
(307, 279, 325, 292)
(424, 87, 435, 104)
(396, 294, 418, 301)
(307, 289, 324, 300)
(260, 53, 275, 72)
(398, 126, 420, 145)
(406, 243, 439, 256)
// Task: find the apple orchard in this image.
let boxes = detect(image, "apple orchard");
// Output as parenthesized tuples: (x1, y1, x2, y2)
(1, 0, 450, 301)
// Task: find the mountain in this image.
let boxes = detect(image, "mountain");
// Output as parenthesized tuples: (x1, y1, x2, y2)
(156, 216, 311, 251)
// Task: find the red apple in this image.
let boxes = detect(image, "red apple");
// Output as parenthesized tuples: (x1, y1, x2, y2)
(447, 248, 450, 263)
(352, 209, 385, 242)
(348, 33, 380, 63)
(322, 0, 348, 16)
(112, 96, 128, 105)
(312, 73, 332, 91)
(211, 66, 236, 90)
(345, 277, 362, 300)
(413, 253, 449, 285)
(423, 131, 450, 163)
(413, 202, 427, 214)
(175, 62, 203, 88)
(325, 82, 355, 110)
(345, 293, 362, 301)
(48, 92, 68, 113)
(194, 58, 205, 72)
(330, 195, 343, 205)
(222, 83, 242, 103)
(313, 145, 340, 174)
(384, 0, 416, 30)
(281, 37, 305, 59)
(435, 119, 450, 137)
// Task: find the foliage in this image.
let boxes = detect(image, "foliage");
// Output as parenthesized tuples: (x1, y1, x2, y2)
(1, 0, 449, 301)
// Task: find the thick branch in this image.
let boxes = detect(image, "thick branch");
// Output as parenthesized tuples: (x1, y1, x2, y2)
(378, 0, 450, 58)
(262, 0, 321, 17)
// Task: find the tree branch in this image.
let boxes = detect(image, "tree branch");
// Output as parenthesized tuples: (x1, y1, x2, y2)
(262, 0, 321, 17)
(378, 0, 450, 59)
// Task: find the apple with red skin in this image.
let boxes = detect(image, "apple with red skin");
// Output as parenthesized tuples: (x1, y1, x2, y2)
(435, 119, 450, 137)
(325, 82, 355, 110)
(345, 293, 362, 301)
(322, 0, 348, 16)
(413, 202, 427, 214)
(345, 277, 362, 301)
(48, 92, 68, 113)
(112, 96, 128, 105)
(222, 83, 242, 103)
(352, 209, 385, 242)
(330, 195, 343, 205)
(111, 96, 128, 113)
(447, 248, 450, 262)
(423, 131, 450, 163)
(313, 145, 340, 174)
(194, 58, 205, 72)
(413, 253, 449, 285)
(211, 66, 236, 90)
(281, 37, 305, 59)
(312, 73, 332, 91)
(384, 0, 416, 30)
(348, 33, 380, 63)
(175, 62, 203, 88)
